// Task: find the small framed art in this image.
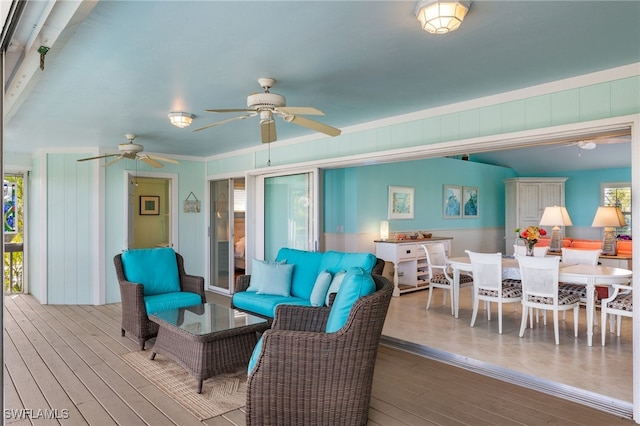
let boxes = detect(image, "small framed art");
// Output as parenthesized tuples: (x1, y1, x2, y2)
(443, 185, 462, 218)
(140, 195, 160, 215)
(388, 186, 414, 220)
(462, 186, 479, 218)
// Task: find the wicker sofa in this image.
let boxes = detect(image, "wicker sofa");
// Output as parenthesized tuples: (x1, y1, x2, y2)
(114, 248, 205, 350)
(245, 273, 393, 426)
(231, 248, 382, 318)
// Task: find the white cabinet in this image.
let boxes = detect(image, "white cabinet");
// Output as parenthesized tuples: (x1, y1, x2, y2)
(504, 177, 567, 254)
(375, 238, 452, 297)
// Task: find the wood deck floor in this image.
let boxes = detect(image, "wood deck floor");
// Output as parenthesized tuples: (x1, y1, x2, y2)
(3, 292, 635, 425)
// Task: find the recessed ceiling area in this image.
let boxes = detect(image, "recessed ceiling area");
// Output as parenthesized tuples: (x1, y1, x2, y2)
(470, 134, 631, 174)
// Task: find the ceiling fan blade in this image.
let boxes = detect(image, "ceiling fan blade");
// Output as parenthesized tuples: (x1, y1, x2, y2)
(139, 156, 164, 168)
(103, 156, 124, 167)
(277, 106, 324, 116)
(205, 108, 255, 113)
(77, 153, 119, 162)
(261, 120, 277, 144)
(192, 113, 257, 132)
(285, 115, 341, 137)
(147, 154, 180, 165)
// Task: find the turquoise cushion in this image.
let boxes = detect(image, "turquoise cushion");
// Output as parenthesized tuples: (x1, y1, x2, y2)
(144, 291, 202, 315)
(325, 270, 346, 306)
(232, 292, 311, 318)
(309, 270, 332, 307)
(121, 247, 180, 296)
(253, 261, 294, 297)
(325, 267, 376, 333)
(318, 251, 377, 275)
(247, 259, 287, 292)
(276, 248, 323, 299)
(247, 335, 263, 375)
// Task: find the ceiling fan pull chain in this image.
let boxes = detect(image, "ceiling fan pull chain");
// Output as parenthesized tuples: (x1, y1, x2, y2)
(267, 142, 271, 166)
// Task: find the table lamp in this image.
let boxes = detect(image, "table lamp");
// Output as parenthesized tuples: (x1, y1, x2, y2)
(591, 206, 626, 255)
(539, 206, 573, 252)
(380, 220, 389, 241)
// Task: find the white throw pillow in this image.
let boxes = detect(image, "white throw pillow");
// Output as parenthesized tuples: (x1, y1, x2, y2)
(309, 270, 332, 307)
(325, 270, 347, 306)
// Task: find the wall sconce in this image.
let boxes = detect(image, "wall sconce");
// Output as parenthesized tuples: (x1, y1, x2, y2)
(591, 206, 626, 255)
(539, 206, 573, 253)
(380, 221, 389, 241)
(168, 112, 195, 128)
(415, 0, 471, 34)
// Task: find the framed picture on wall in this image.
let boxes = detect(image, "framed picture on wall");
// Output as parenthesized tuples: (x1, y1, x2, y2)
(388, 186, 414, 219)
(443, 185, 462, 218)
(140, 195, 160, 215)
(462, 186, 479, 218)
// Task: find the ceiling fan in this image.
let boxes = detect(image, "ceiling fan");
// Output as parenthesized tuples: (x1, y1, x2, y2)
(193, 78, 341, 143)
(544, 134, 630, 153)
(77, 134, 179, 168)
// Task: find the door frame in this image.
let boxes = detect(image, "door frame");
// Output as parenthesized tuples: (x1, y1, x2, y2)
(123, 171, 179, 251)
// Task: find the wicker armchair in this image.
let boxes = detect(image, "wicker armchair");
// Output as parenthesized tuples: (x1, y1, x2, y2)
(114, 251, 205, 350)
(246, 274, 393, 426)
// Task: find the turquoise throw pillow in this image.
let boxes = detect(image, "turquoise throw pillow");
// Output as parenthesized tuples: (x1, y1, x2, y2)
(254, 260, 295, 297)
(309, 270, 332, 307)
(325, 267, 376, 333)
(121, 247, 180, 296)
(325, 270, 346, 306)
(247, 259, 286, 292)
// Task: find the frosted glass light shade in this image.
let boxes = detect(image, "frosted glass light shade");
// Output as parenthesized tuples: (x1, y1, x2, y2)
(415, 0, 470, 34)
(168, 112, 195, 128)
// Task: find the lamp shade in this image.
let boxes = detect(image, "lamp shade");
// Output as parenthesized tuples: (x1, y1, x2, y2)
(168, 112, 194, 128)
(415, 0, 470, 34)
(539, 206, 573, 227)
(591, 206, 626, 227)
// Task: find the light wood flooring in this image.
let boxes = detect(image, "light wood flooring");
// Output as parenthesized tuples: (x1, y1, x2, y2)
(3, 291, 635, 425)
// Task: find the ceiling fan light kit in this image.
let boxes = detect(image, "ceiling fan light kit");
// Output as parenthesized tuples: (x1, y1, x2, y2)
(193, 77, 341, 143)
(168, 112, 195, 128)
(415, 0, 471, 34)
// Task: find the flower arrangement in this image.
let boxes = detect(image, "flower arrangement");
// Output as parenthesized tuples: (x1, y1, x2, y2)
(514, 226, 547, 252)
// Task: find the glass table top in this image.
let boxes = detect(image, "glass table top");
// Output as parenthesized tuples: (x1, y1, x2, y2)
(150, 303, 268, 336)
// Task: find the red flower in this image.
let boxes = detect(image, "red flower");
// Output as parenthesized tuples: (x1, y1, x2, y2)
(540, 228, 547, 236)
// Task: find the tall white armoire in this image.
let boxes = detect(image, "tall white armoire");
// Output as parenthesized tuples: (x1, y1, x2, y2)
(504, 177, 568, 253)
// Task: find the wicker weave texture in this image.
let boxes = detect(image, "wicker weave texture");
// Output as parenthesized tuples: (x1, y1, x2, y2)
(150, 309, 269, 393)
(246, 274, 393, 426)
(114, 252, 206, 350)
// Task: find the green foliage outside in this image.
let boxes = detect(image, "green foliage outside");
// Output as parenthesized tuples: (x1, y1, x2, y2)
(4, 175, 24, 293)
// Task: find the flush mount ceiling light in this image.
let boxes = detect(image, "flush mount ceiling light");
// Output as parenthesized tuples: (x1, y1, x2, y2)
(415, 0, 471, 34)
(168, 112, 195, 128)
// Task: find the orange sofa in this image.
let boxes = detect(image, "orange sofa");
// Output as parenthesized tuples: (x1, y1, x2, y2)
(536, 237, 632, 255)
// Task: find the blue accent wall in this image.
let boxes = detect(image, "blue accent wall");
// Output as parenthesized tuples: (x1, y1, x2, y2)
(538, 167, 631, 226)
(324, 158, 517, 235)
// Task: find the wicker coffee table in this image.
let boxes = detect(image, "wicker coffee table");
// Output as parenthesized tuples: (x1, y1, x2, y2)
(148, 303, 269, 393)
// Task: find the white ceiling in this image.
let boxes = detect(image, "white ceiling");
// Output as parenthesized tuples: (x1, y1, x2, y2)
(3, 1, 639, 172)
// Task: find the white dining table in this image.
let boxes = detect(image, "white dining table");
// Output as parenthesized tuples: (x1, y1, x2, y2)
(447, 256, 633, 346)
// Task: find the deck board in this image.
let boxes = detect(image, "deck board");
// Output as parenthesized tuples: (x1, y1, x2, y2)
(3, 293, 635, 425)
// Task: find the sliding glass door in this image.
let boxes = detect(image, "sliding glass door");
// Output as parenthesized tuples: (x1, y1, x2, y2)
(262, 170, 320, 260)
(209, 178, 246, 293)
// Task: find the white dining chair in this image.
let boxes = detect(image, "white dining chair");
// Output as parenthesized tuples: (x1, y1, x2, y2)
(601, 283, 633, 346)
(558, 248, 602, 325)
(422, 243, 473, 315)
(466, 250, 522, 334)
(513, 245, 549, 257)
(517, 255, 580, 345)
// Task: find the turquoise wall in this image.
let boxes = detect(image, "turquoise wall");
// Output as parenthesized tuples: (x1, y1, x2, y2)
(324, 161, 631, 236)
(539, 167, 631, 226)
(324, 158, 517, 235)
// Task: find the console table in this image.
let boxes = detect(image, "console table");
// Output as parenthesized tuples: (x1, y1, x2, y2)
(375, 237, 453, 297)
